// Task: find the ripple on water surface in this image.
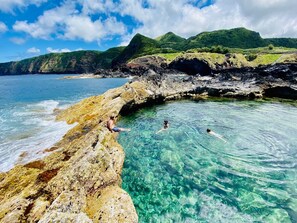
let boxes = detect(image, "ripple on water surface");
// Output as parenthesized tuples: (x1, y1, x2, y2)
(118, 100, 297, 223)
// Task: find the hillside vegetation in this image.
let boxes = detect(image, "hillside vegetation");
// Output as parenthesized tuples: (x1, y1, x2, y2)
(112, 27, 297, 65)
(1, 27, 297, 75)
(112, 34, 177, 66)
(0, 47, 124, 75)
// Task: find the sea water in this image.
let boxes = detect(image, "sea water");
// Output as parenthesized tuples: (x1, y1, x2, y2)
(0, 75, 127, 172)
(118, 100, 297, 223)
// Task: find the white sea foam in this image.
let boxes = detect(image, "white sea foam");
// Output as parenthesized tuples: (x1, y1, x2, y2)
(0, 100, 75, 172)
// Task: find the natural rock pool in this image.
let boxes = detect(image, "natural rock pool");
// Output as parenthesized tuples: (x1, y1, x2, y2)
(118, 100, 297, 223)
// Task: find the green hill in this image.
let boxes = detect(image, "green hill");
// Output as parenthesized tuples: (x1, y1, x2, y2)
(185, 27, 267, 49)
(112, 28, 297, 66)
(265, 38, 297, 48)
(0, 48, 124, 75)
(1, 27, 297, 74)
(156, 32, 186, 50)
(112, 33, 167, 66)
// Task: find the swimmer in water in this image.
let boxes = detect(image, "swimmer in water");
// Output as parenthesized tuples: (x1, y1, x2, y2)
(156, 120, 169, 134)
(207, 128, 227, 143)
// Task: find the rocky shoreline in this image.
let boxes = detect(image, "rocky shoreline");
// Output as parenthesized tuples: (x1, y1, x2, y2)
(0, 63, 297, 222)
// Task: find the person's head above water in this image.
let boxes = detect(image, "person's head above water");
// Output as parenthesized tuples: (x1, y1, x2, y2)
(164, 120, 169, 128)
(207, 128, 211, 133)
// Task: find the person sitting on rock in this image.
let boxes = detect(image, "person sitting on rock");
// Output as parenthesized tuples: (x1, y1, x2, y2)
(107, 116, 131, 133)
(207, 128, 227, 143)
(156, 120, 169, 134)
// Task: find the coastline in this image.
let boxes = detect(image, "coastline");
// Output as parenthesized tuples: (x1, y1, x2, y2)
(1, 63, 297, 222)
(61, 74, 102, 79)
(61, 74, 136, 80)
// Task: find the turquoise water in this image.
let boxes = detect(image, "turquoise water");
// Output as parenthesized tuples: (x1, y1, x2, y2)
(118, 100, 297, 223)
(0, 75, 127, 172)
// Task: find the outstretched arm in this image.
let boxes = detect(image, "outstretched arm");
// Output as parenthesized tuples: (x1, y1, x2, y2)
(156, 128, 164, 134)
(119, 127, 131, 132)
(211, 132, 227, 143)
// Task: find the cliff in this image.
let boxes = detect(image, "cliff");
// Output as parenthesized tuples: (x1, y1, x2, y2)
(0, 48, 124, 75)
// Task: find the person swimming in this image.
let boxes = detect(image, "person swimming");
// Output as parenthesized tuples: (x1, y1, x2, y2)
(156, 120, 169, 134)
(107, 116, 131, 133)
(207, 128, 227, 143)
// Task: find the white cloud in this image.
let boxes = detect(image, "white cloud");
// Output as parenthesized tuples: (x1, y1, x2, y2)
(27, 47, 40, 53)
(78, 0, 116, 15)
(13, 1, 126, 42)
(45, 47, 84, 53)
(10, 37, 26, 44)
(11, 0, 297, 48)
(115, 0, 297, 42)
(0, 22, 8, 33)
(46, 47, 71, 53)
(13, 3, 77, 40)
(0, 0, 47, 13)
(224, 0, 297, 37)
(63, 15, 126, 42)
(63, 16, 105, 42)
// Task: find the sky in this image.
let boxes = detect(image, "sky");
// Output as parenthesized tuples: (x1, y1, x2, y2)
(0, 0, 297, 63)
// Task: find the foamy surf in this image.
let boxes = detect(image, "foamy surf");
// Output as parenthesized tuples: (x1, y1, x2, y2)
(0, 100, 75, 172)
(0, 75, 128, 173)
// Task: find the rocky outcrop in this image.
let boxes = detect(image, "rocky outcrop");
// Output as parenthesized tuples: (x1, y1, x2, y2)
(130, 63, 297, 101)
(169, 57, 212, 75)
(0, 82, 155, 223)
(264, 86, 297, 99)
(128, 56, 168, 70)
(1, 63, 297, 222)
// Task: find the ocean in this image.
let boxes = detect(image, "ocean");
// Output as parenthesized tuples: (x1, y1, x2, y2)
(0, 74, 127, 172)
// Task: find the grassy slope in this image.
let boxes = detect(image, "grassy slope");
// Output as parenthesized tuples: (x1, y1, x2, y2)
(154, 50, 297, 68)
(114, 28, 297, 65)
(156, 32, 187, 50)
(266, 38, 297, 48)
(185, 27, 267, 49)
(112, 33, 178, 65)
(1, 27, 297, 74)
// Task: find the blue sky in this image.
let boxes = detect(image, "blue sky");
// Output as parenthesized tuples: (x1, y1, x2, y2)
(0, 0, 296, 63)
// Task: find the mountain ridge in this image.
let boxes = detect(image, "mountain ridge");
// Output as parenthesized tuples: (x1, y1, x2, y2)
(1, 27, 297, 75)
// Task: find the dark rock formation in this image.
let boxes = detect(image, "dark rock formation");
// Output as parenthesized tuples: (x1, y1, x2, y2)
(215, 63, 297, 83)
(264, 86, 297, 100)
(133, 62, 297, 101)
(128, 56, 168, 70)
(169, 58, 212, 76)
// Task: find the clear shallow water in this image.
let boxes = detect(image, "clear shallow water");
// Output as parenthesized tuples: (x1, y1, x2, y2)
(0, 75, 127, 172)
(118, 100, 297, 223)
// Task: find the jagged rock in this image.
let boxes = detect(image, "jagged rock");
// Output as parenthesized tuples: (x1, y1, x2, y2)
(128, 55, 168, 70)
(86, 186, 138, 223)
